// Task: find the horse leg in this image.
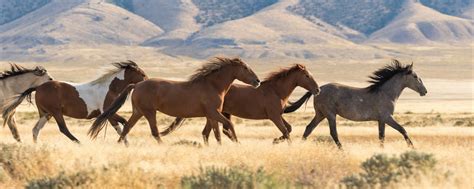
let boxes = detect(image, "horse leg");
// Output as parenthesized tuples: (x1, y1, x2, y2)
(302, 111, 325, 140)
(202, 119, 213, 145)
(206, 111, 238, 143)
(51, 112, 80, 143)
(32, 114, 51, 143)
(210, 119, 222, 145)
(378, 121, 385, 148)
(269, 115, 291, 144)
(142, 110, 162, 144)
(6, 111, 21, 142)
(327, 114, 342, 149)
(384, 116, 414, 148)
(108, 114, 128, 144)
(118, 111, 143, 145)
(274, 118, 293, 142)
(221, 113, 236, 142)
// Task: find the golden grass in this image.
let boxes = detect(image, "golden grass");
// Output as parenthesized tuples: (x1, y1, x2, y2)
(0, 112, 473, 188)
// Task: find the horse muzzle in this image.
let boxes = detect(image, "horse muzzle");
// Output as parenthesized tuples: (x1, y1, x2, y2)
(311, 88, 321, 96)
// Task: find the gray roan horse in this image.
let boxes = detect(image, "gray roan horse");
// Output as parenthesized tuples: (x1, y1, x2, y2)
(0, 64, 52, 142)
(284, 60, 427, 149)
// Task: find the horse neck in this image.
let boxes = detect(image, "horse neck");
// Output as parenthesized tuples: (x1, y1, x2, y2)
(269, 74, 297, 101)
(204, 67, 236, 94)
(88, 69, 125, 91)
(1, 74, 38, 95)
(379, 74, 406, 102)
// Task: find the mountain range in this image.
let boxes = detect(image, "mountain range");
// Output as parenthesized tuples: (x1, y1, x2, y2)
(0, 0, 472, 61)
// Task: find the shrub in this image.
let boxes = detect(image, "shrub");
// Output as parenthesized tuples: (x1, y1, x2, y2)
(26, 164, 163, 189)
(0, 144, 56, 181)
(341, 151, 438, 188)
(26, 170, 95, 189)
(181, 166, 283, 189)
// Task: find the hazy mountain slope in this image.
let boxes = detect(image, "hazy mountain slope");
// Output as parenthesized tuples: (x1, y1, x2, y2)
(369, 1, 474, 44)
(0, 0, 163, 49)
(192, 0, 278, 27)
(160, 0, 378, 59)
(0, 0, 51, 25)
(287, 0, 405, 35)
(419, 0, 472, 19)
(125, 0, 201, 47)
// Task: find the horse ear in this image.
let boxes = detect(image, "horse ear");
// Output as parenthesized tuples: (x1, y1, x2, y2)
(232, 57, 242, 63)
(408, 62, 413, 70)
(296, 64, 305, 70)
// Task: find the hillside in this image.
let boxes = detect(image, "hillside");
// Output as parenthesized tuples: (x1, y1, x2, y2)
(0, 0, 472, 61)
(0, 0, 162, 48)
(368, 1, 474, 44)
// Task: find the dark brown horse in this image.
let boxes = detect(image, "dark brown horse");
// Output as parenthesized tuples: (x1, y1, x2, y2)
(163, 64, 320, 144)
(284, 60, 427, 149)
(89, 57, 260, 145)
(2, 61, 147, 143)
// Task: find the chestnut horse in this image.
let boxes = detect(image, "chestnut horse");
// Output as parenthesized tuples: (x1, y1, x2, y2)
(2, 61, 147, 143)
(89, 57, 260, 145)
(163, 64, 320, 144)
(1, 64, 52, 142)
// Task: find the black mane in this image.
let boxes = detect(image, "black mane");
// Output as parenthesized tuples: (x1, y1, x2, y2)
(367, 59, 412, 92)
(111, 60, 139, 70)
(0, 64, 43, 80)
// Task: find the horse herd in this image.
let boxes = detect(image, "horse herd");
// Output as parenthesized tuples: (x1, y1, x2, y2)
(0, 57, 427, 149)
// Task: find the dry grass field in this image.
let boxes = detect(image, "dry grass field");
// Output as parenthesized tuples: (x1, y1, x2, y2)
(0, 54, 472, 188)
(0, 111, 472, 188)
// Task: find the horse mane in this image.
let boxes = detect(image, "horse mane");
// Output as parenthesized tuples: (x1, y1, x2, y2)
(188, 57, 247, 82)
(366, 59, 413, 93)
(90, 60, 139, 85)
(0, 63, 44, 80)
(263, 64, 305, 82)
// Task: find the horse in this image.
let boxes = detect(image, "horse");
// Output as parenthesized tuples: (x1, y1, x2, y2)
(2, 61, 147, 143)
(284, 60, 427, 149)
(88, 57, 260, 145)
(162, 64, 320, 144)
(0, 64, 52, 142)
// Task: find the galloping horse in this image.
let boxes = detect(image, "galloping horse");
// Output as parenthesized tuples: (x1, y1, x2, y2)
(89, 57, 260, 145)
(0, 64, 52, 142)
(284, 60, 427, 149)
(2, 61, 147, 143)
(163, 64, 320, 144)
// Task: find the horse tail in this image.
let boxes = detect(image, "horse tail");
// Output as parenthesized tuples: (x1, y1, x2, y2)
(283, 91, 313, 113)
(160, 117, 186, 136)
(2, 87, 36, 127)
(88, 84, 135, 139)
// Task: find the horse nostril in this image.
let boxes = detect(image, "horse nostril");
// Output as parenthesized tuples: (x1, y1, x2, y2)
(256, 79, 260, 83)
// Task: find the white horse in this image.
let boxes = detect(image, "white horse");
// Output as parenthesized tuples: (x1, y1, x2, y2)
(0, 64, 52, 142)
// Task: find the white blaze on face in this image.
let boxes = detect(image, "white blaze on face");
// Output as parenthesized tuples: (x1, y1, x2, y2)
(68, 70, 125, 117)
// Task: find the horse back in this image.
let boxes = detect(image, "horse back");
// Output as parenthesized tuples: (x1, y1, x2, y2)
(316, 83, 380, 121)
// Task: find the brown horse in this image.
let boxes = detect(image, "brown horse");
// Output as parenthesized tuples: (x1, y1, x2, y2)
(163, 64, 320, 144)
(2, 61, 147, 143)
(284, 60, 427, 149)
(89, 57, 260, 145)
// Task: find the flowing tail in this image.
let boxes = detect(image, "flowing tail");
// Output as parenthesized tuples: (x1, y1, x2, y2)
(283, 91, 313, 113)
(160, 117, 186, 136)
(88, 84, 135, 139)
(2, 88, 36, 127)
